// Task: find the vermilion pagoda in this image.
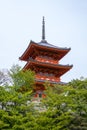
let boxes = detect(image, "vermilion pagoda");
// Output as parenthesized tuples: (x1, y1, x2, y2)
(19, 17, 73, 97)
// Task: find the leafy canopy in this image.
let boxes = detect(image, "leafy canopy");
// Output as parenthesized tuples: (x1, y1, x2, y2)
(0, 65, 87, 129)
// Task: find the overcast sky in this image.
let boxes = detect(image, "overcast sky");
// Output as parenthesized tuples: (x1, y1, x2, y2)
(0, 0, 87, 82)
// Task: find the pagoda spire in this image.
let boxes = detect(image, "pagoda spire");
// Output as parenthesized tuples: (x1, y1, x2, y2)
(41, 16, 47, 42)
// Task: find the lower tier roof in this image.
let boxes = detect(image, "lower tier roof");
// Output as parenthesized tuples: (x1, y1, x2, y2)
(35, 79, 67, 85)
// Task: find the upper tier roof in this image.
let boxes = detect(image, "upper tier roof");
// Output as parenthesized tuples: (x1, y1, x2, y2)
(37, 40, 69, 49)
(19, 17, 71, 61)
(19, 40, 71, 61)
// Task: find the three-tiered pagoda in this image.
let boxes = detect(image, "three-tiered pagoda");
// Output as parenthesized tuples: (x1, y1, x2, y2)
(19, 17, 73, 98)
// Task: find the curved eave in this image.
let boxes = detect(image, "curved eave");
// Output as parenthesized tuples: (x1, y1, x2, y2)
(23, 60, 73, 76)
(35, 79, 66, 85)
(19, 41, 33, 61)
(23, 60, 73, 69)
(19, 40, 71, 61)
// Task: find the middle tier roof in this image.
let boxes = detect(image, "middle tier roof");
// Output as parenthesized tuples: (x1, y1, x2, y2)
(23, 60, 73, 77)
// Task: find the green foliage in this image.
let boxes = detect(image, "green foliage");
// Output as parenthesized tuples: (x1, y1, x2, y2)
(0, 66, 87, 129)
(9, 64, 35, 91)
(42, 79, 87, 130)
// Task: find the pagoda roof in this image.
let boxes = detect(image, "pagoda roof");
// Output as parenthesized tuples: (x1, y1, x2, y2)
(23, 60, 73, 77)
(23, 59, 73, 70)
(37, 40, 69, 49)
(35, 79, 67, 85)
(19, 40, 71, 61)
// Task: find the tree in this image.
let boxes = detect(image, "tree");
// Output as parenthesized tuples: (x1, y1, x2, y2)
(9, 64, 35, 92)
(41, 79, 87, 130)
(0, 65, 87, 130)
(0, 65, 36, 129)
(0, 69, 10, 86)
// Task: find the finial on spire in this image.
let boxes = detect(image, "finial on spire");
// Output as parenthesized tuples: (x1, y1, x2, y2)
(42, 16, 45, 40)
(41, 16, 47, 43)
(41, 16, 47, 42)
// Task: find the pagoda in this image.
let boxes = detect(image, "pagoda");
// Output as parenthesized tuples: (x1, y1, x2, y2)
(19, 17, 73, 98)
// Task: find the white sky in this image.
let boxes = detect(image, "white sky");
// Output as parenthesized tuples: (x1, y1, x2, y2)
(0, 0, 87, 82)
